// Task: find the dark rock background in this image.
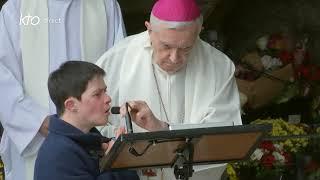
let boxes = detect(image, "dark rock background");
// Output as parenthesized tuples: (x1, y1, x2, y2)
(1, 0, 320, 64)
(204, 0, 320, 64)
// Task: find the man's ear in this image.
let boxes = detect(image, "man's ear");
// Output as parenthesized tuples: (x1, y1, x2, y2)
(64, 97, 78, 113)
(145, 21, 152, 32)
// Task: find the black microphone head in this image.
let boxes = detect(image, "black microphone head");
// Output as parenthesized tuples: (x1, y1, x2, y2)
(111, 106, 120, 114)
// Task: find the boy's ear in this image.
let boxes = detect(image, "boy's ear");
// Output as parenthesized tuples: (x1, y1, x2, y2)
(64, 97, 78, 112)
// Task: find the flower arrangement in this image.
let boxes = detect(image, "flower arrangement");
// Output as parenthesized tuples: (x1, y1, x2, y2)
(246, 140, 292, 178)
(236, 32, 320, 104)
(227, 118, 310, 180)
(257, 33, 319, 79)
(231, 32, 320, 179)
(236, 32, 320, 123)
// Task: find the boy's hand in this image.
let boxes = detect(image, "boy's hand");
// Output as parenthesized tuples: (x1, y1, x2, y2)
(102, 126, 126, 154)
(101, 142, 109, 152)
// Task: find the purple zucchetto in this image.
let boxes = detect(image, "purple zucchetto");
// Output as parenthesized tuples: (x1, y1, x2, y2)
(151, 0, 201, 22)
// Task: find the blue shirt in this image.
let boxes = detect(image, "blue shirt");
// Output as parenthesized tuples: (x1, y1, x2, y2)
(34, 115, 139, 180)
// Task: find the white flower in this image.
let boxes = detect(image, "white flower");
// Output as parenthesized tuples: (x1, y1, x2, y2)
(256, 35, 269, 51)
(274, 143, 283, 151)
(272, 151, 285, 163)
(251, 148, 264, 161)
(261, 55, 283, 70)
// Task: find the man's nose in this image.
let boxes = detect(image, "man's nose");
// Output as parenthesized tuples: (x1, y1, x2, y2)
(169, 49, 179, 63)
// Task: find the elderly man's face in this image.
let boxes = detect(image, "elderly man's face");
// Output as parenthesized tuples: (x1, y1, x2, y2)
(146, 22, 199, 74)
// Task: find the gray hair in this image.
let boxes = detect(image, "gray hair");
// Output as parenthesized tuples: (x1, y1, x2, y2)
(150, 13, 203, 31)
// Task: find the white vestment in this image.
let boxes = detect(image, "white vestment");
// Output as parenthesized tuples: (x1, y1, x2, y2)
(0, 0, 125, 180)
(96, 31, 242, 180)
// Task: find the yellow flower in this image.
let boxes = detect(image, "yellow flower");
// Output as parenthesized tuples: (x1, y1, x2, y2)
(251, 118, 309, 153)
(226, 164, 239, 180)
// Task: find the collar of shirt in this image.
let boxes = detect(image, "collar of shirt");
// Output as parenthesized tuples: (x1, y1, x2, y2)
(49, 115, 105, 156)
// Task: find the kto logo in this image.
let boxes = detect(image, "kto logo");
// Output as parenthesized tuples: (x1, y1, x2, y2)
(19, 14, 61, 25)
(20, 14, 41, 26)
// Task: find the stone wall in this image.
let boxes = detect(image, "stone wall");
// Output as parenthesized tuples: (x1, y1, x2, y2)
(205, 0, 320, 64)
(0, 0, 6, 9)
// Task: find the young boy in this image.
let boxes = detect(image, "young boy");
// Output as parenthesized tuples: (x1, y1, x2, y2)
(34, 61, 139, 180)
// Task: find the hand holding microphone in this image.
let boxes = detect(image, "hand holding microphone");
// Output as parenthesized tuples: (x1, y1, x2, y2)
(111, 101, 169, 132)
(110, 104, 133, 133)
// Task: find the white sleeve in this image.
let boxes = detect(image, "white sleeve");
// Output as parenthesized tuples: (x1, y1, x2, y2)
(0, 0, 48, 156)
(202, 58, 242, 126)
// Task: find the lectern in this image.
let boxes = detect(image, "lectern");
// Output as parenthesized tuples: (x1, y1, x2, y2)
(100, 124, 271, 179)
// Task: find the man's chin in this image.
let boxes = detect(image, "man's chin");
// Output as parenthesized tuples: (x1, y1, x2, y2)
(161, 65, 182, 74)
(167, 67, 184, 74)
(166, 70, 177, 74)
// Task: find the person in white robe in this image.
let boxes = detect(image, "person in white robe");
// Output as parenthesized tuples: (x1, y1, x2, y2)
(0, 0, 126, 180)
(96, 0, 242, 179)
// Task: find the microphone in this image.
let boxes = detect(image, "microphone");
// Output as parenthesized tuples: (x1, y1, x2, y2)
(111, 106, 120, 114)
(125, 103, 133, 133)
(109, 105, 133, 134)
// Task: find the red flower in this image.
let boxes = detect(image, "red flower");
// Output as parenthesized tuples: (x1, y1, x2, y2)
(296, 64, 320, 81)
(259, 141, 276, 151)
(278, 51, 293, 65)
(281, 152, 292, 165)
(261, 154, 275, 168)
(296, 65, 312, 80)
